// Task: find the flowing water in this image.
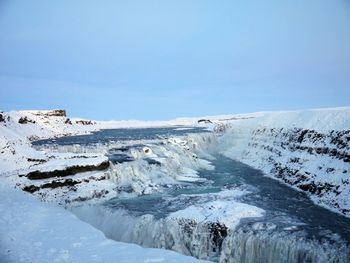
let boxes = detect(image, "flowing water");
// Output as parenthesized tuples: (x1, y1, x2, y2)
(34, 127, 350, 263)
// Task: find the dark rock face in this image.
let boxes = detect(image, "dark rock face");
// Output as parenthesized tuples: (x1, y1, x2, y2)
(65, 118, 72, 125)
(245, 127, 350, 215)
(25, 160, 110, 180)
(50, 109, 66, 117)
(209, 222, 228, 250)
(198, 119, 212, 124)
(0, 113, 5, 122)
(23, 175, 107, 194)
(176, 219, 228, 258)
(23, 179, 80, 193)
(27, 158, 46, 164)
(18, 116, 36, 124)
(75, 120, 94, 125)
(32, 109, 67, 117)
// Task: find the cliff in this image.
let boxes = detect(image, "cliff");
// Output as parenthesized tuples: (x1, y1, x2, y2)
(218, 107, 350, 216)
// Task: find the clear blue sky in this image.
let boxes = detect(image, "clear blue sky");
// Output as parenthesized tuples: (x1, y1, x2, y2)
(1, 0, 350, 120)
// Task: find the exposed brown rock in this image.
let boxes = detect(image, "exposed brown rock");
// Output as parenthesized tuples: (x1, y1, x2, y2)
(32, 110, 66, 117)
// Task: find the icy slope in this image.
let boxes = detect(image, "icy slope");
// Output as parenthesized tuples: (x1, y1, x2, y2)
(0, 183, 210, 263)
(218, 107, 350, 216)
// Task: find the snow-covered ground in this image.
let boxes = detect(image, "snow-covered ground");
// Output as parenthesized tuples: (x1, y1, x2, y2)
(0, 183, 210, 263)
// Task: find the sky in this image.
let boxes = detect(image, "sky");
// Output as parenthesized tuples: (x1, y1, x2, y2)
(0, 0, 350, 120)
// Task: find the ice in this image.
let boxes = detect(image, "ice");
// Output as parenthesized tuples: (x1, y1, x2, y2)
(219, 228, 350, 263)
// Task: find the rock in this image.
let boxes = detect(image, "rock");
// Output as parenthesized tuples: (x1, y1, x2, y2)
(49, 109, 66, 117)
(23, 179, 81, 193)
(209, 222, 228, 249)
(198, 119, 212, 124)
(297, 129, 308, 143)
(18, 116, 36, 124)
(25, 160, 110, 180)
(31, 109, 66, 117)
(143, 147, 152, 154)
(0, 113, 5, 122)
(27, 158, 46, 164)
(22, 185, 40, 193)
(65, 118, 72, 125)
(75, 120, 94, 125)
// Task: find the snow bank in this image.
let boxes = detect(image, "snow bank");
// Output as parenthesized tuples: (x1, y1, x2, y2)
(168, 190, 264, 229)
(0, 183, 210, 263)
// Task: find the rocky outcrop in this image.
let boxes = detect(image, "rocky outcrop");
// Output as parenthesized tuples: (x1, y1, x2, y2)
(198, 119, 212, 124)
(49, 109, 66, 117)
(75, 120, 95, 125)
(0, 112, 5, 122)
(23, 175, 107, 193)
(24, 160, 110, 180)
(65, 118, 72, 125)
(18, 116, 36, 124)
(31, 109, 67, 117)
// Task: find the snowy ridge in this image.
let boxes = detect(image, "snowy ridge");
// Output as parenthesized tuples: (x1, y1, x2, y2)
(218, 107, 350, 216)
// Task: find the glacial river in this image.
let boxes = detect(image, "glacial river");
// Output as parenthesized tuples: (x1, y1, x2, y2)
(34, 127, 350, 263)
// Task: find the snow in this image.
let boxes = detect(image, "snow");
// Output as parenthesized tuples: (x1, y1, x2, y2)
(0, 183, 210, 263)
(168, 198, 264, 229)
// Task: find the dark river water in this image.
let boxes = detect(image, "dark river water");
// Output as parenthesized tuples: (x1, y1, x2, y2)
(34, 127, 350, 262)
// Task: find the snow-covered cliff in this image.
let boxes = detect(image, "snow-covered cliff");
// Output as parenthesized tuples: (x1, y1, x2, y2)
(218, 107, 350, 217)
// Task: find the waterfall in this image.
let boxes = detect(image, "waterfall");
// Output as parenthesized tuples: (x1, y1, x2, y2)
(220, 228, 350, 263)
(71, 205, 350, 263)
